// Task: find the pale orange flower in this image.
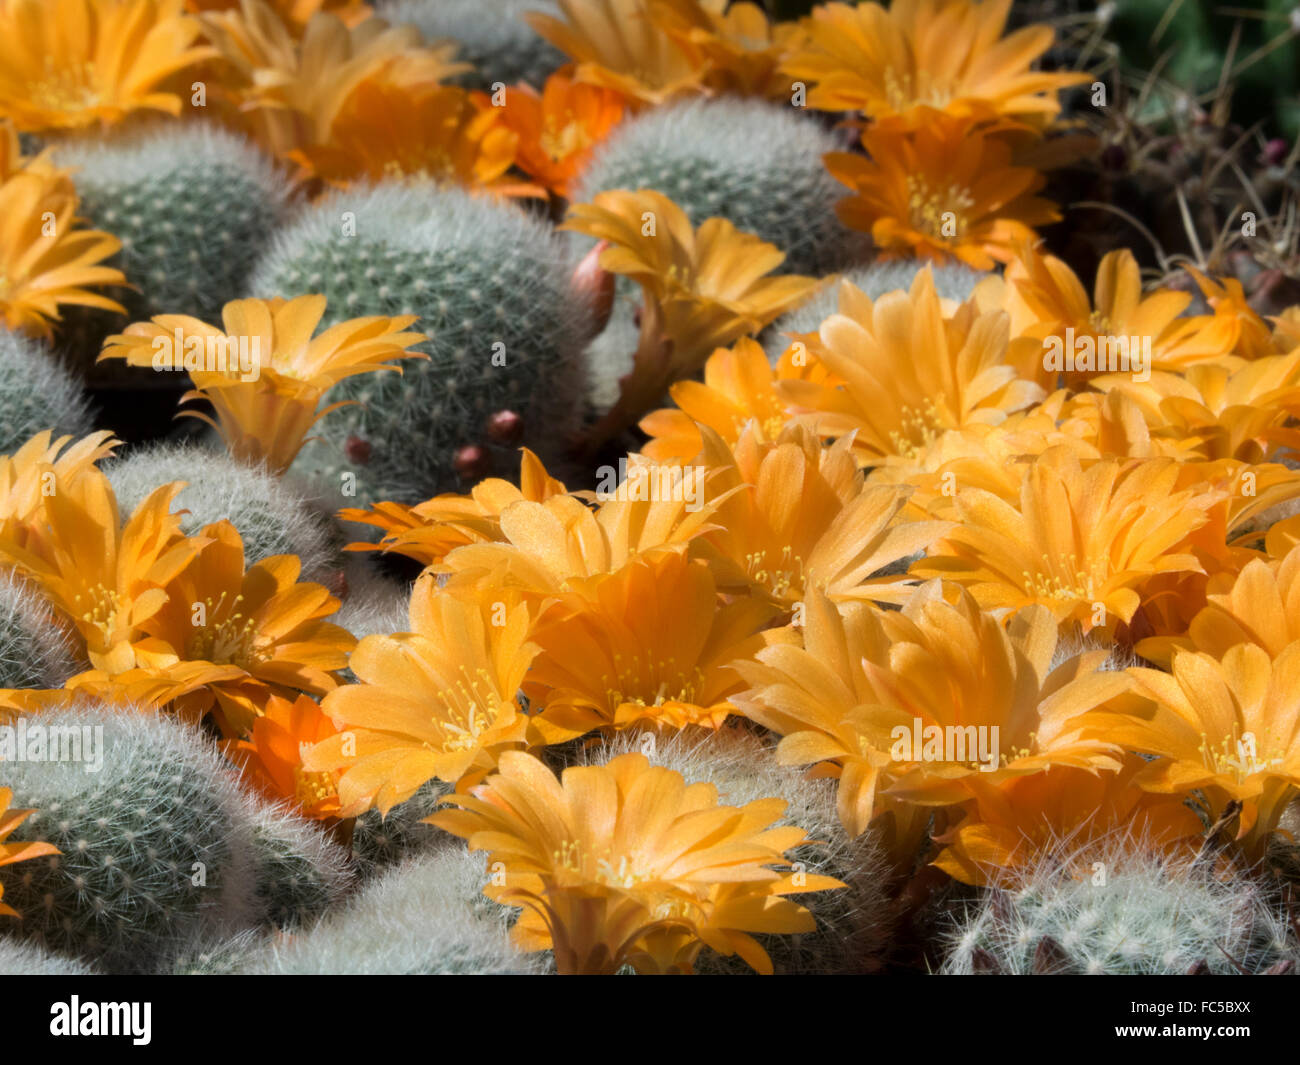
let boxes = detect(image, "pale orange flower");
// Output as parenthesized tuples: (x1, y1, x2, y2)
(779, 0, 1086, 126)
(0, 0, 215, 133)
(525, 0, 707, 106)
(308, 578, 537, 815)
(431, 750, 842, 974)
(100, 295, 427, 474)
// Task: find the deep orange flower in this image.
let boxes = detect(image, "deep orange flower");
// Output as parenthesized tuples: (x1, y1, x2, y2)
(931, 758, 1205, 887)
(224, 692, 344, 818)
(826, 114, 1060, 269)
(524, 550, 776, 741)
(495, 75, 626, 199)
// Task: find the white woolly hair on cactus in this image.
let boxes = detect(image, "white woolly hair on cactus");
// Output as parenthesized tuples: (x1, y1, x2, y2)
(0, 935, 99, 976)
(103, 441, 343, 585)
(938, 829, 1298, 975)
(0, 567, 79, 687)
(0, 330, 95, 455)
(566, 724, 895, 974)
(238, 843, 545, 974)
(377, 0, 565, 89)
(0, 700, 260, 973)
(229, 789, 356, 931)
(572, 96, 867, 276)
(762, 260, 990, 362)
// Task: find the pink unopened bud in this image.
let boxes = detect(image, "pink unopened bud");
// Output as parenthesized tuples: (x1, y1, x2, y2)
(453, 444, 491, 480)
(486, 409, 524, 445)
(1262, 138, 1289, 168)
(344, 435, 371, 465)
(572, 239, 615, 336)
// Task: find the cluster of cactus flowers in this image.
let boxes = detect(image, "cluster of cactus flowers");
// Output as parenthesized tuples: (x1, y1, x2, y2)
(2, 0, 1300, 979)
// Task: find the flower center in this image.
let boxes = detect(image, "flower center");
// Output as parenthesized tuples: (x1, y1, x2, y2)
(72, 584, 124, 644)
(603, 652, 706, 710)
(539, 113, 591, 162)
(744, 546, 804, 600)
(425, 664, 506, 753)
(29, 60, 101, 114)
(1200, 731, 1283, 784)
(187, 592, 263, 668)
(553, 839, 656, 889)
(1022, 554, 1103, 602)
(882, 67, 953, 113)
(887, 399, 946, 458)
(905, 175, 974, 243)
(293, 765, 337, 809)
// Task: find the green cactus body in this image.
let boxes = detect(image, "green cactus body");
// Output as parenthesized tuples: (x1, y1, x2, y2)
(0, 704, 258, 973)
(239, 799, 354, 930)
(0, 569, 77, 688)
(350, 778, 450, 878)
(54, 123, 292, 325)
(0, 331, 95, 453)
(378, 0, 566, 90)
(940, 842, 1297, 976)
(573, 97, 868, 277)
(250, 183, 593, 507)
(238, 844, 543, 974)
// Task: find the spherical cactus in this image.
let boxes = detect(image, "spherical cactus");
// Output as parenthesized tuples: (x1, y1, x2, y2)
(53, 123, 293, 324)
(0, 569, 78, 688)
(0, 702, 259, 973)
(238, 843, 543, 974)
(104, 442, 344, 585)
(236, 796, 354, 930)
(349, 778, 450, 878)
(378, 0, 565, 90)
(249, 183, 594, 506)
(567, 725, 893, 974)
(0, 935, 98, 975)
(762, 260, 989, 361)
(573, 97, 867, 276)
(0, 331, 95, 455)
(939, 839, 1298, 975)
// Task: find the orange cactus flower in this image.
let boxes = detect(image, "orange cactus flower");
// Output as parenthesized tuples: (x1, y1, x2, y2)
(495, 75, 626, 199)
(825, 115, 1060, 269)
(224, 692, 344, 818)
